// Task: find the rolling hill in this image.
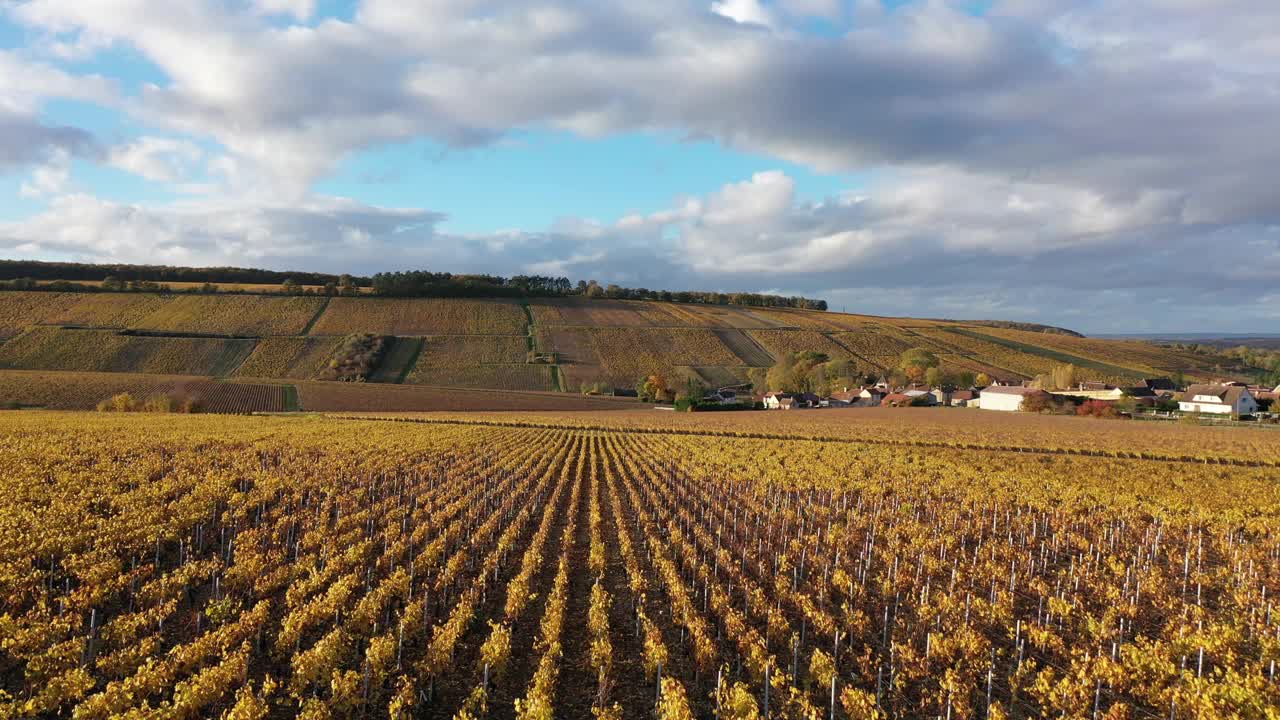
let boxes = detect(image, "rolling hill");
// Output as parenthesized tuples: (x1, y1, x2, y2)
(0, 289, 1233, 411)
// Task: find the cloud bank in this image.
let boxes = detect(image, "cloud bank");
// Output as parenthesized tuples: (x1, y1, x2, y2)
(1, 0, 1277, 332)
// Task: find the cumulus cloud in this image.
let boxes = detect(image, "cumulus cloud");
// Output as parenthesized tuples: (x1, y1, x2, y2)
(0, 193, 447, 267)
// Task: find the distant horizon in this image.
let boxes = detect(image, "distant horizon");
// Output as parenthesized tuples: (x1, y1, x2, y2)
(3, 256, 1278, 339)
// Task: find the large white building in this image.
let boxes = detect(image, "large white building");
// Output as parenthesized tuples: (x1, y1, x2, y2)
(1178, 384, 1258, 416)
(978, 385, 1044, 412)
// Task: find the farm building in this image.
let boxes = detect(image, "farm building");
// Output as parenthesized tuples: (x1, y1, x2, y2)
(1051, 383, 1125, 401)
(903, 389, 935, 405)
(703, 389, 742, 405)
(948, 390, 977, 407)
(1178, 384, 1258, 416)
(979, 385, 1046, 412)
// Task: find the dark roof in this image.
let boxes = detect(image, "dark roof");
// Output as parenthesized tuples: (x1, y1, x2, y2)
(1141, 378, 1177, 390)
(950, 390, 976, 400)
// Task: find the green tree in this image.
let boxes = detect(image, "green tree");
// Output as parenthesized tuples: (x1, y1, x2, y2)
(899, 348, 939, 384)
(281, 278, 303, 295)
(101, 275, 125, 291)
(925, 367, 944, 388)
(338, 274, 358, 295)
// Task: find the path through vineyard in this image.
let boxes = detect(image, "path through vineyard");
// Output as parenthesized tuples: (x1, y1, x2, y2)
(1, 413, 1278, 719)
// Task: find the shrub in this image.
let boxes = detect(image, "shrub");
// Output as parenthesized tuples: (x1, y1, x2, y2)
(143, 394, 174, 413)
(97, 392, 139, 413)
(1076, 400, 1117, 419)
(320, 334, 390, 382)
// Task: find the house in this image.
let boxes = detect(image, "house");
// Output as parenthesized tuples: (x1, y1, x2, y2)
(858, 388, 886, 407)
(979, 385, 1047, 412)
(949, 390, 977, 407)
(1138, 378, 1178, 392)
(828, 389, 860, 406)
(763, 391, 796, 410)
(1179, 384, 1258, 416)
(778, 396, 796, 410)
(798, 392, 821, 408)
(930, 388, 951, 406)
(903, 389, 935, 405)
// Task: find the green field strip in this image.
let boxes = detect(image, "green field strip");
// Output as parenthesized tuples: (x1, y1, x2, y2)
(369, 337, 424, 383)
(392, 337, 425, 384)
(282, 384, 299, 412)
(947, 327, 1147, 378)
(300, 296, 332, 336)
(209, 339, 259, 377)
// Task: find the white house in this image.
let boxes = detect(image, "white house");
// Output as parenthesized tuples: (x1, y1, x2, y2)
(858, 388, 885, 406)
(763, 391, 795, 410)
(979, 385, 1044, 412)
(1178, 384, 1258, 416)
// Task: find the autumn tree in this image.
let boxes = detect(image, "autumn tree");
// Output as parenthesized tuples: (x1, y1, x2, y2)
(637, 374, 670, 402)
(1051, 363, 1078, 390)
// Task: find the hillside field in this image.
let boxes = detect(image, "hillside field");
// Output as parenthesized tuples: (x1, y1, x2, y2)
(0, 410, 1276, 718)
(0, 290, 1238, 411)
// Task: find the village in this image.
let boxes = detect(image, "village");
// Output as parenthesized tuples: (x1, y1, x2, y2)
(706, 377, 1280, 421)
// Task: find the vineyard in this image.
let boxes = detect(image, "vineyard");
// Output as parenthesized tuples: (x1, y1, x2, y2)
(0, 290, 1261, 399)
(0, 328, 255, 377)
(0, 371, 288, 412)
(1, 412, 1277, 719)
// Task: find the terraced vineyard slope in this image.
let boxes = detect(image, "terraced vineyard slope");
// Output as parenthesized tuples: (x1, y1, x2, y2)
(0, 290, 1238, 411)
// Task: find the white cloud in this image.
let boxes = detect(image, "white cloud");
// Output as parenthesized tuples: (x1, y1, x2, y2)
(107, 136, 203, 183)
(252, 0, 315, 21)
(712, 0, 775, 26)
(18, 148, 72, 198)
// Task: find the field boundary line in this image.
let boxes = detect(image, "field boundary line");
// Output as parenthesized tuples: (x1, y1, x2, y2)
(299, 295, 331, 336)
(319, 413, 1280, 468)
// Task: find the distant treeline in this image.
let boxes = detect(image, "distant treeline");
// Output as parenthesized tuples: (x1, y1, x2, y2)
(0, 260, 828, 310)
(0, 260, 365, 287)
(371, 271, 828, 310)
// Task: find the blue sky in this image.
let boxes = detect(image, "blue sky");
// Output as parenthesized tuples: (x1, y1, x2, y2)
(1, 0, 1278, 333)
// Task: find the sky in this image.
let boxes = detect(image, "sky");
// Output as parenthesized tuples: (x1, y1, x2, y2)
(0, 0, 1277, 335)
